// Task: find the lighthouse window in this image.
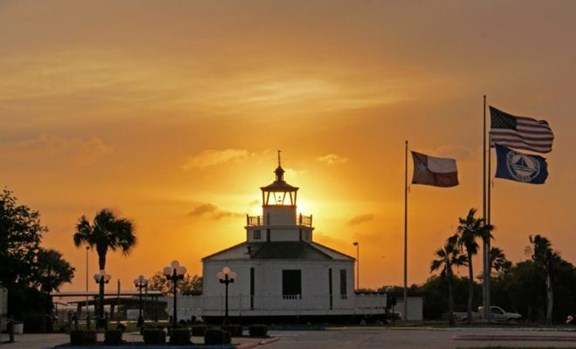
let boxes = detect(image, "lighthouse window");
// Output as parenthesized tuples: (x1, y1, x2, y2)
(253, 230, 261, 240)
(282, 270, 301, 299)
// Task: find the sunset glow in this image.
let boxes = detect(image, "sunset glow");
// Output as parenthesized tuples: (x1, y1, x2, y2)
(1, 1, 575, 293)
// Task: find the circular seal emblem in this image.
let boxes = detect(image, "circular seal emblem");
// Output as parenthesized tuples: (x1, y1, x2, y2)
(506, 151, 540, 182)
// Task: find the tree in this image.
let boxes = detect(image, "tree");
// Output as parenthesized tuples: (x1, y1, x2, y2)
(73, 209, 136, 324)
(0, 188, 46, 286)
(490, 246, 512, 276)
(456, 208, 492, 324)
(528, 234, 561, 324)
(148, 271, 202, 295)
(430, 234, 467, 327)
(0, 188, 75, 329)
(33, 248, 75, 293)
(502, 260, 546, 321)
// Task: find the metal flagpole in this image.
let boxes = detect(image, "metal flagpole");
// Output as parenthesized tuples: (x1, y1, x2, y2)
(486, 98, 492, 319)
(482, 95, 490, 320)
(403, 140, 408, 320)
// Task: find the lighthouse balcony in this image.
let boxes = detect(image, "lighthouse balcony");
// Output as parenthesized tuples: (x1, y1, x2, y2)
(246, 214, 312, 227)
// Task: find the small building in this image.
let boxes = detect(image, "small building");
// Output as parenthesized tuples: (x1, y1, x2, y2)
(174, 156, 423, 323)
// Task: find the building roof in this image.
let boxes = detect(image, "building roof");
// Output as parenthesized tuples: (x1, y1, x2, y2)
(260, 165, 299, 192)
(203, 241, 354, 262)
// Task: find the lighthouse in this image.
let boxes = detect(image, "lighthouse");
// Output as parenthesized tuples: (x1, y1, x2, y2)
(199, 155, 361, 322)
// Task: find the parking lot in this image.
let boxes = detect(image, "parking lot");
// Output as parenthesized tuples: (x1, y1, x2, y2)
(3, 327, 576, 349)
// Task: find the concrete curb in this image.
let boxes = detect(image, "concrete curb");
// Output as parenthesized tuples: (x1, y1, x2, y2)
(453, 334, 576, 342)
(235, 336, 280, 349)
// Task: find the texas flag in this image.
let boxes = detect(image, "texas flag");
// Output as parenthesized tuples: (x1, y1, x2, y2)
(411, 151, 459, 188)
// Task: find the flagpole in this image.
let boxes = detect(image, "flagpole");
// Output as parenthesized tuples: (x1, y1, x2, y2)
(482, 95, 490, 319)
(403, 140, 408, 321)
(486, 105, 492, 318)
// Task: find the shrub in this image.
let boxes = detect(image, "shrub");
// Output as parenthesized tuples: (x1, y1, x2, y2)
(222, 324, 243, 337)
(104, 329, 124, 345)
(140, 323, 164, 335)
(249, 324, 268, 337)
(142, 328, 166, 345)
(204, 327, 231, 345)
(191, 324, 207, 337)
(70, 329, 97, 345)
(169, 328, 192, 345)
(22, 312, 48, 333)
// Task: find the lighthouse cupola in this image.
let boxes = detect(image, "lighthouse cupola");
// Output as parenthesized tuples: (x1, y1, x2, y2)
(261, 153, 298, 207)
(245, 151, 314, 242)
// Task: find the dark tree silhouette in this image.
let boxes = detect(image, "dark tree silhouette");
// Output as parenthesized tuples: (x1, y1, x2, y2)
(73, 209, 136, 324)
(456, 208, 493, 324)
(430, 234, 467, 327)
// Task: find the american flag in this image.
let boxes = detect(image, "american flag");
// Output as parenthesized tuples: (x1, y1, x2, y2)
(489, 106, 554, 154)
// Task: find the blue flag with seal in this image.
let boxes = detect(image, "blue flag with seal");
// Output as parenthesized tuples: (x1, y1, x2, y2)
(495, 144, 548, 184)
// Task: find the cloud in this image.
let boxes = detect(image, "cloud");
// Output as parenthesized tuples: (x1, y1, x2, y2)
(182, 149, 250, 170)
(188, 202, 243, 220)
(317, 153, 348, 165)
(0, 134, 113, 165)
(347, 214, 375, 226)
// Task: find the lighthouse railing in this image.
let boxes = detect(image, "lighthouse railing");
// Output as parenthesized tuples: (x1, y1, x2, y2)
(246, 214, 312, 227)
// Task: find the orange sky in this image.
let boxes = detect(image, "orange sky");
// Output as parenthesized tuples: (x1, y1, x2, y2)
(1, 1, 575, 293)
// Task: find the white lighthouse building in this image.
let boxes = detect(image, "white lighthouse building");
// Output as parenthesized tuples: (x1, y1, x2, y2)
(172, 156, 424, 323)
(200, 158, 358, 321)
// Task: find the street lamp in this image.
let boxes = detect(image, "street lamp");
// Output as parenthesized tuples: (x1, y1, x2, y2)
(217, 266, 236, 324)
(93, 270, 111, 328)
(353, 242, 360, 290)
(133, 275, 148, 327)
(163, 260, 186, 328)
(85, 247, 90, 328)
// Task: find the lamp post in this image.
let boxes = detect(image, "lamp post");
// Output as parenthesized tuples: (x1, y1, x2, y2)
(217, 266, 236, 324)
(85, 246, 90, 328)
(133, 275, 148, 327)
(353, 242, 360, 290)
(163, 260, 186, 328)
(93, 270, 111, 328)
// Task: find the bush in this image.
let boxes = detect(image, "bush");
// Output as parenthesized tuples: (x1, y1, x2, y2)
(142, 328, 166, 345)
(204, 327, 231, 345)
(191, 324, 207, 337)
(140, 323, 164, 335)
(169, 328, 192, 345)
(249, 324, 268, 337)
(104, 329, 124, 345)
(222, 324, 243, 337)
(22, 312, 48, 333)
(70, 329, 97, 345)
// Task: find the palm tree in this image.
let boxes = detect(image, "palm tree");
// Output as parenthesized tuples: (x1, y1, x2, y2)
(34, 248, 75, 331)
(490, 246, 512, 276)
(34, 248, 75, 293)
(528, 234, 560, 325)
(456, 208, 493, 324)
(430, 234, 467, 327)
(73, 209, 136, 325)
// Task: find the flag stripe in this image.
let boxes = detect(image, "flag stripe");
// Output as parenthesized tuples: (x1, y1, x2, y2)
(489, 106, 554, 153)
(411, 151, 458, 187)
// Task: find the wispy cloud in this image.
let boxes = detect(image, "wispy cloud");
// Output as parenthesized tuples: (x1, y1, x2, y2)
(0, 134, 113, 165)
(182, 149, 250, 170)
(188, 202, 242, 220)
(317, 153, 348, 165)
(348, 214, 375, 226)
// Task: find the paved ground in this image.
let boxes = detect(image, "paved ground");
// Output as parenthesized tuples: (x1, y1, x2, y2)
(265, 327, 576, 349)
(0, 332, 264, 349)
(3, 327, 576, 349)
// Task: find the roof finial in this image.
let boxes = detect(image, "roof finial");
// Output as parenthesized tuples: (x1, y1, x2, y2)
(277, 150, 282, 167)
